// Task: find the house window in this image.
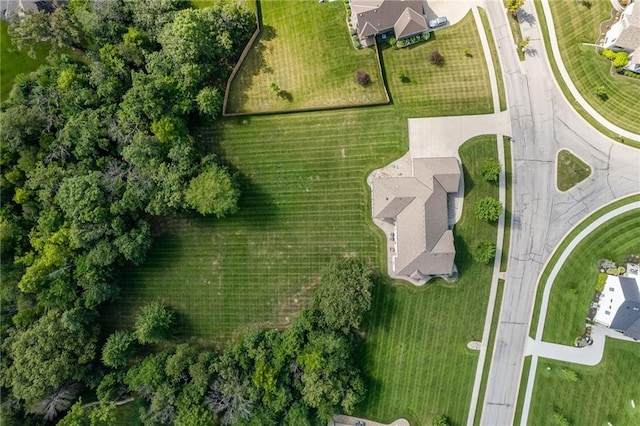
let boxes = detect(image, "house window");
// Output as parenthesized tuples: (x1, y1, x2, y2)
(609, 287, 615, 292)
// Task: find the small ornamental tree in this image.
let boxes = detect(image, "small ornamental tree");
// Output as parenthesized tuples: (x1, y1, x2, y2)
(432, 414, 451, 426)
(594, 85, 608, 101)
(553, 412, 570, 426)
(506, 0, 525, 17)
(134, 302, 175, 344)
(429, 49, 443, 65)
(475, 197, 502, 222)
(355, 70, 370, 86)
(472, 240, 496, 264)
(480, 157, 501, 182)
(102, 330, 137, 368)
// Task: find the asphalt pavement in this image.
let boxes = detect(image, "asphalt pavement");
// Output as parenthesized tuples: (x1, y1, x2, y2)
(479, 0, 640, 425)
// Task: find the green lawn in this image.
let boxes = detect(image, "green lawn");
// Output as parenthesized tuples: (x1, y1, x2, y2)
(0, 20, 49, 101)
(500, 137, 512, 271)
(529, 194, 640, 339)
(355, 135, 500, 425)
(380, 11, 492, 116)
(529, 339, 640, 426)
(541, 0, 640, 135)
(478, 7, 507, 112)
(225, 0, 388, 113)
(473, 279, 505, 425)
(556, 149, 591, 192)
(539, 208, 640, 344)
(103, 107, 407, 346)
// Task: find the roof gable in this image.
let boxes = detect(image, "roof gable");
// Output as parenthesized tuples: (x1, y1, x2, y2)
(371, 156, 460, 278)
(352, 0, 425, 38)
(394, 7, 428, 39)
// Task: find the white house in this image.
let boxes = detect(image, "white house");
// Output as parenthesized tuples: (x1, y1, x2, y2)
(603, 1, 640, 73)
(594, 274, 640, 340)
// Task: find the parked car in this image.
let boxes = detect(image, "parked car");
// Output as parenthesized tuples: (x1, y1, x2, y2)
(429, 16, 448, 28)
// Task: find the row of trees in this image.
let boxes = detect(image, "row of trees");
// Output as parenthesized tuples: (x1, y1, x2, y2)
(1, 0, 255, 422)
(67, 257, 375, 425)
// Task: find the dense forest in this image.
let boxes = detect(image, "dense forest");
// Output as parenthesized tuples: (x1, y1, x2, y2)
(0, 1, 373, 424)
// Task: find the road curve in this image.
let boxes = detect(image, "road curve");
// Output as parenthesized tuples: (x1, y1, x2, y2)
(479, 0, 640, 425)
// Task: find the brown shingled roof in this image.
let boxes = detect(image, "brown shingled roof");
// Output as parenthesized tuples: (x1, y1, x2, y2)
(393, 7, 428, 39)
(352, 0, 425, 40)
(372, 157, 461, 279)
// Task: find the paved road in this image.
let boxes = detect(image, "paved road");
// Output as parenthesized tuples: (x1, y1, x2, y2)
(480, 0, 640, 425)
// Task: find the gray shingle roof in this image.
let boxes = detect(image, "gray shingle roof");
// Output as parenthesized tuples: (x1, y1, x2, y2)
(614, 2, 640, 51)
(610, 277, 640, 334)
(372, 157, 460, 278)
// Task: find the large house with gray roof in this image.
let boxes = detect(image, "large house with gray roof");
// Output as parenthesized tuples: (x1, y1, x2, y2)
(351, 0, 428, 47)
(594, 273, 640, 340)
(603, 1, 640, 73)
(371, 157, 460, 284)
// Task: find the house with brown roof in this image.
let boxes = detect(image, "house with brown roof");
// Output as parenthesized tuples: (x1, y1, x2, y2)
(603, 1, 640, 73)
(371, 157, 460, 285)
(351, 0, 428, 47)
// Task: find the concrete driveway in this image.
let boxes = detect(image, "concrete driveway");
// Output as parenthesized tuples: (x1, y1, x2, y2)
(423, 0, 482, 28)
(408, 111, 511, 158)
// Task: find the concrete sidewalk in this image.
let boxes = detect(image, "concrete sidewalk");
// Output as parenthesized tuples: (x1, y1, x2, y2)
(536, 0, 640, 142)
(520, 201, 640, 424)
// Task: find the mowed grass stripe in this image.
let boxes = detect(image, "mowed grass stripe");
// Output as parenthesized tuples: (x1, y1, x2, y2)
(380, 12, 492, 116)
(355, 136, 499, 425)
(226, 0, 387, 113)
(546, 0, 640, 134)
(105, 108, 405, 343)
(541, 209, 640, 344)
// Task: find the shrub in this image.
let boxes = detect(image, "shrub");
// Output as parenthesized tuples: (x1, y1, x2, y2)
(594, 85, 608, 101)
(595, 272, 607, 292)
(269, 82, 280, 94)
(432, 414, 450, 426)
(429, 49, 443, 65)
(472, 240, 496, 264)
(553, 412, 570, 426)
(355, 70, 370, 86)
(602, 49, 616, 60)
(480, 157, 501, 182)
(605, 266, 626, 276)
(561, 368, 579, 382)
(422, 31, 431, 41)
(397, 70, 409, 83)
(463, 47, 472, 57)
(388, 36, 396, 47)
(475, 197, 503, 222)
(351, 34, 360, 49)
(613, 51, 629, 68)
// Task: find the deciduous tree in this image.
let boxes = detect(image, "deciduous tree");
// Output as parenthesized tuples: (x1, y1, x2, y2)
(311, 257, 373, 334)
(134, 302, 175, 344)
(185, 162, 239, 217)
